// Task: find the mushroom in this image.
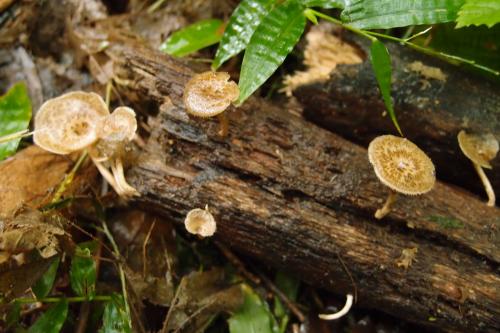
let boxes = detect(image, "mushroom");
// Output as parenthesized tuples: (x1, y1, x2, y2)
(368, 135, 436, 219)
(183, 71, 239, 137)
(34, 91, 109, 154)
(33, 91, 139, 198)
(457, 130, 498, 206)
(184, 206, 216, 237)
(90, 106, 139, 197)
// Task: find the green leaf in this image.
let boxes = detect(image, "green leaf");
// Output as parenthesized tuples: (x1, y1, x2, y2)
(33, 257, 60, 299)
(341, 0, 465, 29)
(28, 300, 68, 333)
(160, 19, 224, 57)
(99, 293, 132, 333)
(238, 0, 306, 104)
(273, 272, 300, 333)
(70, 242, 97, 299)
(212, 0, 276, 69)
(428, 23, 500, 72)
(228, 285, 279, 333)
(457, 0, 500, 28)
(369, 40, 402, 135)
(0, 82, 32, 161)
(301, 0, 345, 9)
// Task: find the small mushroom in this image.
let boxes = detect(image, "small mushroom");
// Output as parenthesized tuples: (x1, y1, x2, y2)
(34, 91, 139, 198)
(184, 206, 216, 237)
(368, 135, 436, 219)
(90, 106, 139, 197)
(34, 91, 109, 154)
(457, 130, 498, 206)
(183, 71, 239, 137)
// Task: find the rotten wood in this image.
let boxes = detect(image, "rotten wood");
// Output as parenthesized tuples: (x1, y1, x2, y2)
(105, 41, 500, 332)
(292, 36, 500, 201)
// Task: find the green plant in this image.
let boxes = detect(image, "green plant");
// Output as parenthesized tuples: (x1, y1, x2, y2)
(162, 0, 500, 134)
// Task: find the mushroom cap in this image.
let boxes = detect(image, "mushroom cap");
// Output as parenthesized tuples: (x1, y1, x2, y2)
(34, 91, 109, 154)
(90, 106, 137, 161)
(368, 135, 436, 195)
(183, 71, 239, 118)
(98, 106, 137, 142)
(184, 208, 216, 237)
(457, 130, 499, 169)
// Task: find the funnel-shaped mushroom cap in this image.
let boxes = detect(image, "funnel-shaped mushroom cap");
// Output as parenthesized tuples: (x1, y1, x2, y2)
(368, 135, 435, 195)
(99, 106, 137, 142)
(183, 71, 239, 118)
(184, 208, 216, 237)
(34, 91, 109, 154)
(457, 130, 498, 169)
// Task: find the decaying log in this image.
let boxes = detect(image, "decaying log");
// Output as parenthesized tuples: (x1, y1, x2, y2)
(105, 41, 500, 332)
(292, 36, 500, 200)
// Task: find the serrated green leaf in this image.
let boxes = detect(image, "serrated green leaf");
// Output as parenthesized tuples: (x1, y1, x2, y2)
(301, 0, 344, 9)
(228, 284, 279, 333)
(99, 293, 131, 333)
(238, 0, 306, 104)
(428, 24, 500, 72)
(456, 0, 500, 28)
(70, 242, 97, 299)
(341, 0, 465, 29)
(28, 300, 68, 333)
(160, 19, 224, 57)
(369, 40, 402, 135)
(32, 257, 60, 299)
(213, 0, 276, 69)
(0, 82, 32, 161)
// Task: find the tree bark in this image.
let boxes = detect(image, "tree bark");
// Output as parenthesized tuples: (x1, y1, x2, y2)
(104, 41, 500, 332)
(292, 36, 500, 200)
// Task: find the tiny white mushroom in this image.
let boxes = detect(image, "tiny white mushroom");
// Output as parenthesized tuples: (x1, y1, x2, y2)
(318, 294, 354, 320)
(184, 207, 216, 237)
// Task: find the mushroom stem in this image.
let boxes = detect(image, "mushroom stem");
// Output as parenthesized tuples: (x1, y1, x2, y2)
(91, 156, 122, 196)
(112, 158, 139, 197)
(375, 190, 398, 219)
(473, 163, 495, 207)
(318, 294, 354, 320)
(217, 113, 229, 137)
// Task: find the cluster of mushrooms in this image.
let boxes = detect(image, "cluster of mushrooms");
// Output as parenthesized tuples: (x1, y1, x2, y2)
(29, 70, 497, 323)
(34, 91, 139, 198)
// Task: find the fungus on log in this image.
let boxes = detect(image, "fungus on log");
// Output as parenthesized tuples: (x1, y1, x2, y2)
(291, 35, 500, 200)
(104, 41, 500, 332)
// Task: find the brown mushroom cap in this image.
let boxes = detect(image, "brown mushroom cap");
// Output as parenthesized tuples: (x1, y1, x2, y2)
(91, 106, 137, 161)
(184, 208, 216, 237)
(98, 106, 137, 142)
(183, 71, 239, 118)
(34, 91, 109, 154)
(368, 135, 436, 195)
(457, 130, 499, 169)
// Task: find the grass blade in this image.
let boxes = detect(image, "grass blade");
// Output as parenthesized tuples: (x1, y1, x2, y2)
(370, 40, 402, 135)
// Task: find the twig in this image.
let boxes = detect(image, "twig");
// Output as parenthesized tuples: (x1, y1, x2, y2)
(252, 266, 306, 323)
(142, 219, 156, 277)
(15, 295, 112, 303)
(52, 151, 88, 203)
(214, 241, 261, 284)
